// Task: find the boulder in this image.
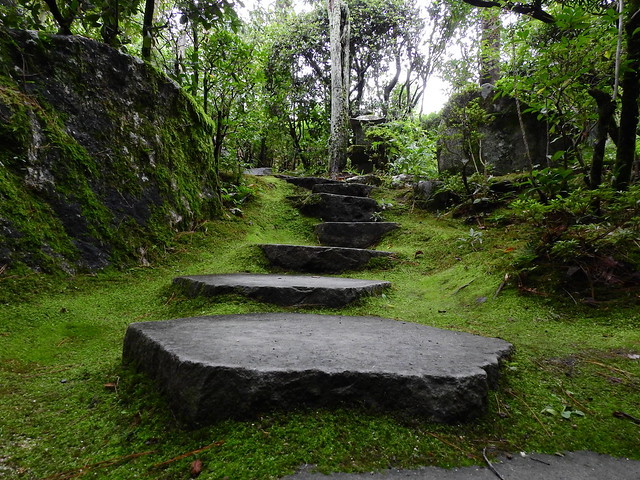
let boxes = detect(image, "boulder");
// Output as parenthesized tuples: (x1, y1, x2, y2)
(413, 181, 460, 210)
(345, 174, 383, 186)
(437, 87, 560, 175)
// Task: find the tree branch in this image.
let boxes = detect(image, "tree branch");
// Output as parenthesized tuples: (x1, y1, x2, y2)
(462, 0, 555, 23)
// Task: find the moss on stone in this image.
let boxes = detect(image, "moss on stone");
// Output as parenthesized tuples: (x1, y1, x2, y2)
(0, 27, 222, 273)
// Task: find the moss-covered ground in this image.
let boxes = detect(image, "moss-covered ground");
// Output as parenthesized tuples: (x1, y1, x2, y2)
(0, 177, 638, 479)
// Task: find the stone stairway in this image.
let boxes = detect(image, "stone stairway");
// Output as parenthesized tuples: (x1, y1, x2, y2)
(172, 174, 397, 305)
(122, 173, 513, 428)
(260, 175, 398, 274)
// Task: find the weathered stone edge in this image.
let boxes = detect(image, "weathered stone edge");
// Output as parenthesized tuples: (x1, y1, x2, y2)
(172, 276, 391, 307)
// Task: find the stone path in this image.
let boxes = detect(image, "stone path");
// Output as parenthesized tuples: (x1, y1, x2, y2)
(124, 172, 512, 427)
(173, 175, 394, 305)
(121, 172, 638, 477)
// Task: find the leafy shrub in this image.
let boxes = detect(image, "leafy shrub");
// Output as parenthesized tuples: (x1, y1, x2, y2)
(510, 185, 640, 299)
(366, 118, 438, 178)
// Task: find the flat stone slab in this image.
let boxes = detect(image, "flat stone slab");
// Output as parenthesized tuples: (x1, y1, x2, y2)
(259, 244, 394, 273)
(282, 451, 640, 480)
(173, 273, 390, 307)
(276, 175, 341, 190)
(311, 182, 374, 197)
(122, 313, 513, 426)
(315, 222, 399, 248)
(244, 167, 272, 176)
(300, 193, 380, 222)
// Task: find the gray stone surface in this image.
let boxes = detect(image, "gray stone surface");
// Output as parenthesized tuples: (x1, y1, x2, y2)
(346, 174, 383, 186)
(315, 222, 399, 248)
(259, 244, 394, 272)
(437, 89, 560, 175)
(413, 181, 460, 211)
(282, 451, 640, 480)
(300, 194, 380, 222)
(277, 175, 341, 190)
(311, 183, 374, 197)
(173, 273, 390, 307)
(244, 167, 273, 176)
(122, 313, 513, 426)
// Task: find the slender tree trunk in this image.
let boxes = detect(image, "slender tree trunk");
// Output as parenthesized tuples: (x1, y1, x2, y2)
(382, 54, 402, 117)
(588, 89, 615, 189)
(43, 0, 74, 35)
(142, 0, 155, 60)
(479, 9, 501, 85)
(190, 26, 200, 97)
(327, 0, 350, 176)
(101, 0, 120, 46)
(614, 0, 640, 190)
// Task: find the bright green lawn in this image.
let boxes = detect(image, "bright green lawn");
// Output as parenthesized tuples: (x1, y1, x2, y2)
(1, 177, 638, 479)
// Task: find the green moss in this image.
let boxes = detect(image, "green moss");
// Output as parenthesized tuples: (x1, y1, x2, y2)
(1, 178, 637, 480)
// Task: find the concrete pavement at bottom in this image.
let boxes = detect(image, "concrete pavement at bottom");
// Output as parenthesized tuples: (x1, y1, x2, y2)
(282, 451, 640, 480)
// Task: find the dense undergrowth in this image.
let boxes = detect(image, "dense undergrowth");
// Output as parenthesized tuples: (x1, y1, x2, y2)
(0, 176, 638, 479)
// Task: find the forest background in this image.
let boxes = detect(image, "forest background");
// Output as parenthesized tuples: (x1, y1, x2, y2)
(2, 0, 640, 295)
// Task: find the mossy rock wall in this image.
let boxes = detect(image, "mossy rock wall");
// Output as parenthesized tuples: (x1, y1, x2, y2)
(0, 28, 221, 273)
(437, 87, 557, 175)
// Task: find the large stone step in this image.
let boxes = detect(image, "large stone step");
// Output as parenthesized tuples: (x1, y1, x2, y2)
(315, 222, 399, 248)
(300, 193, 380, 222)
(311, 182, 374, 197)
(276, 175, 341, 190)
(173, 273, 390, 307)
(122, 313, 514, 426)
(259, 244, 394, 273)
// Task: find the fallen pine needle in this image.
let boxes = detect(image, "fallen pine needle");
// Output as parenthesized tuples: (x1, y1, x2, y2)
(452, 279, 475, 295)
(426, 432, 480, 460)
(507, 391, 553, 438)
(482, 447, 506, 480)
(153, 440, 225, 468)
(43, 450, 156, 480)
(583, 360, 634, 378)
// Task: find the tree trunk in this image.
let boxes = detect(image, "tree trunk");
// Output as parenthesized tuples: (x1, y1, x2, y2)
(190, 27, 200, 97)
(327, 0, 350, 176)
(141, 0, 155, 60)
(479, 9, 501, 85)
(101, 0, 120, 46)
(43, 0, 74, 35)
(614, 0, 640, 190)
(588, 89, 615, 189)
(382, 54, 402, 117)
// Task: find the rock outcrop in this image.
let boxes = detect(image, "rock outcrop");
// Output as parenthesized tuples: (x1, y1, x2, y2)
(437, 86, 556, 175)
(0, 28, 221, 272)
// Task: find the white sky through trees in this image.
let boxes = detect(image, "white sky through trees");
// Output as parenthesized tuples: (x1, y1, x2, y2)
(237, 0, 450, 113)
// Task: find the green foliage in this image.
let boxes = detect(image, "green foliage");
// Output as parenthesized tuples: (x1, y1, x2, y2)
(457, 227, 484, 251)
(496, 6, 617, 172)
(367, 117, 438, 178)
(522, 167, 576, 202)
(439, 89, 494, 175)
(510, 185, 640, 297)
